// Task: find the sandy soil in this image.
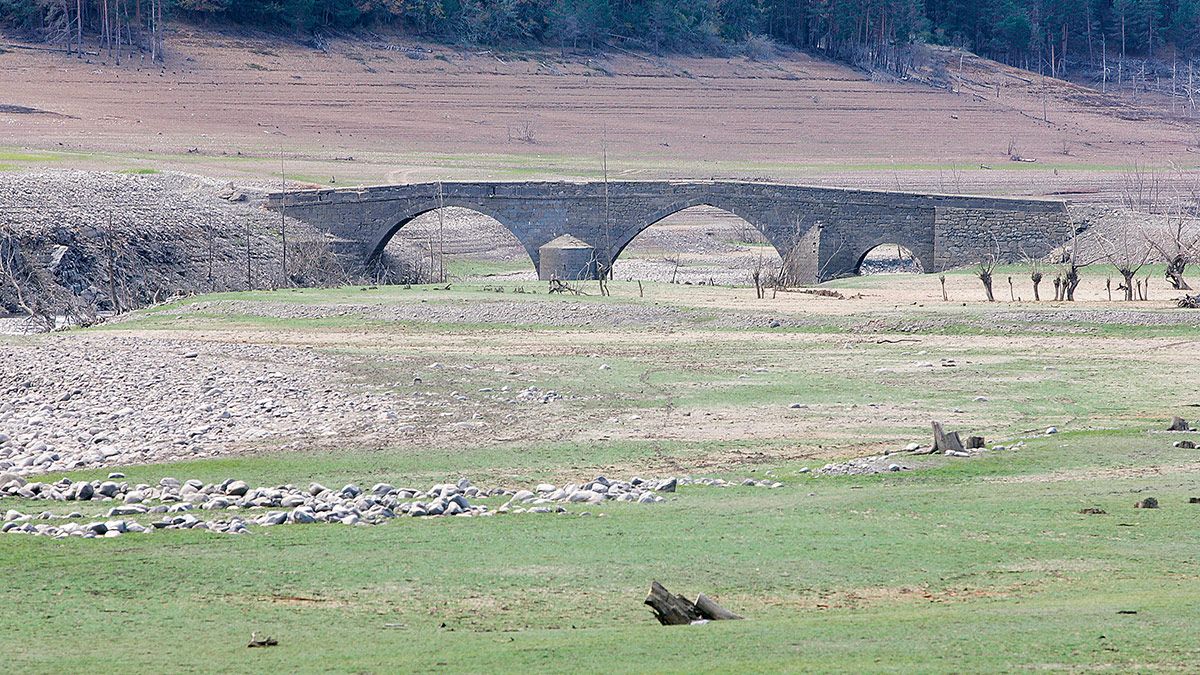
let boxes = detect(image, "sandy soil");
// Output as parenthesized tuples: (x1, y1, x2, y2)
(1, 29, 1196, 201)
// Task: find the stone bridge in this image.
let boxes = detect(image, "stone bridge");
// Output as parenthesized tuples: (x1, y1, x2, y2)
(265, 181, 1072, 283)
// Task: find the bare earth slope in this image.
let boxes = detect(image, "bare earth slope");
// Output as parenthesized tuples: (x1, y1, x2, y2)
(0, 29, 1196, 200)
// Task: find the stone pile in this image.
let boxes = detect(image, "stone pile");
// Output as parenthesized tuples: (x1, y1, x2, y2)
(816, 456, 911, 476)
(816, 439, 1027, 476)
(514, 386, 562, 404)
(2, 473, 779, 539)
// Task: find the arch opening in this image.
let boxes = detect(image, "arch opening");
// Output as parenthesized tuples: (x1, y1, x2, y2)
(370, 207, 537, 284)
(856, 243, 924, 276)
(610, 205, 785, 286)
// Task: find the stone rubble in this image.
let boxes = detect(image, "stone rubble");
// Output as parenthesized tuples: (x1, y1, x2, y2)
(816, 440, 1026, 476)
(0, 473, 783, 538)
(0, 337, 545, 477)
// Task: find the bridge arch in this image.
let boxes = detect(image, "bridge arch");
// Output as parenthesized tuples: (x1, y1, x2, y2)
(610, 199, 786, 261)
(609, 202, 787, 284)
(815, 228, 935, 281)
(368, 204, 538, 278)
(855, 243, 925, 275)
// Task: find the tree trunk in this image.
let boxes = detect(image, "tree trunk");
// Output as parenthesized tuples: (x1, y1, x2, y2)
(645, 582, 702, 625)
(979, 272, 994, 302)
(695, 594, 743, 621)
(1065, 269, 1080, 301)
(644, 583, 743, 625)
(1121, 270, 1135, 301)
(932, 421, 964, 454)
(1166, 256, 1191, 290)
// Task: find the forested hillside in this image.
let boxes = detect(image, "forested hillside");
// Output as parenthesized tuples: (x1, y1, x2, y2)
(2, 1, 1197, 76)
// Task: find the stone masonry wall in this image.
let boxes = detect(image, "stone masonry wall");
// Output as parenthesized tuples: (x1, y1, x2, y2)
(933, 207, 1077, 271)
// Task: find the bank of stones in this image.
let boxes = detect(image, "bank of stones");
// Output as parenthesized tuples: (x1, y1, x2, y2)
(0, 474, 782, 538)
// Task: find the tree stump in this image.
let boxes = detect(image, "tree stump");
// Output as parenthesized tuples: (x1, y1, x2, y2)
(965, 435, 986, 449)
(1168, 417, 1191, 432)
(645, 581, 702, 625)
(932, 422, 964, 453)
(645, 582, 743, 625)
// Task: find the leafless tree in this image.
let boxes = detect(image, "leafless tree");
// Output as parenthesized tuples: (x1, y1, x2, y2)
(506, 120, 537, 144)
(0, 228, 37, 321)
(1144, 207, 1200, 291)
(1120, 163, 1164, 214)
(1029, 263, 1044, 300)
(0, 226, 97, 331)
(749, 250, 777, 299)
(975, 255, 997, 302)
(1097, 224, 1153, 301)
(1057, 230, 1100, 301)
(661, 251, 682, 285)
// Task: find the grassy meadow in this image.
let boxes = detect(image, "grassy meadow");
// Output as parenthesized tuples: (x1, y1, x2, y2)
(4, 275, 1200, 672)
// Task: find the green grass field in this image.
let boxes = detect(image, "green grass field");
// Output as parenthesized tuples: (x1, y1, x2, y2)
(4, 277, 1200, 672)
(4, 433, 1199, 672)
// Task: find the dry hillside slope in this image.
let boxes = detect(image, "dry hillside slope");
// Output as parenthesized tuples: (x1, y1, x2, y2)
(0, 29, 1196, 201)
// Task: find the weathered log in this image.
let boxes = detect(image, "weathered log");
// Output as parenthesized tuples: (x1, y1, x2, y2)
(695, 593, 744, 621)
(965, 435, 985, 449)
(1168, 417, 1191, 432)
(645, 581, 702, 625)
(932, 421, 964, 453)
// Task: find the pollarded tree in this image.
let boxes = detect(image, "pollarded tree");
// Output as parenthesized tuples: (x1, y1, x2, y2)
(1026, 254, 1046, 301)
(1056, 228, 1101, 301)
(975, 254, 997, 302)
(1098, 223, 1154, 301)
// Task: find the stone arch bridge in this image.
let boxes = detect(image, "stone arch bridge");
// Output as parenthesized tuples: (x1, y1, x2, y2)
(265, 181, 1072, 283)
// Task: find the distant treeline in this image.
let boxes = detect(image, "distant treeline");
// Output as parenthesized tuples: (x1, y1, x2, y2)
(2, 1, 1198, 69)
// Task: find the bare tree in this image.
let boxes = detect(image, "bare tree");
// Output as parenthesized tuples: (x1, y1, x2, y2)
(598, 126, 612, 297)
(0, 226, 97, 331)
(749, 250, 777, 300)
(1120, 163, 1164, 214)
(1144, 207, 1200, 291)
(1097, 225, 1153, 301)
(1057, 230, 1099, 301)
(1029, 261, 1044, 300)
(974, 253, 998, 302)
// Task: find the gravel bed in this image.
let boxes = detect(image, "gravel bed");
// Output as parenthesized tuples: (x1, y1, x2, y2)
(0, 335, 535, 477)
